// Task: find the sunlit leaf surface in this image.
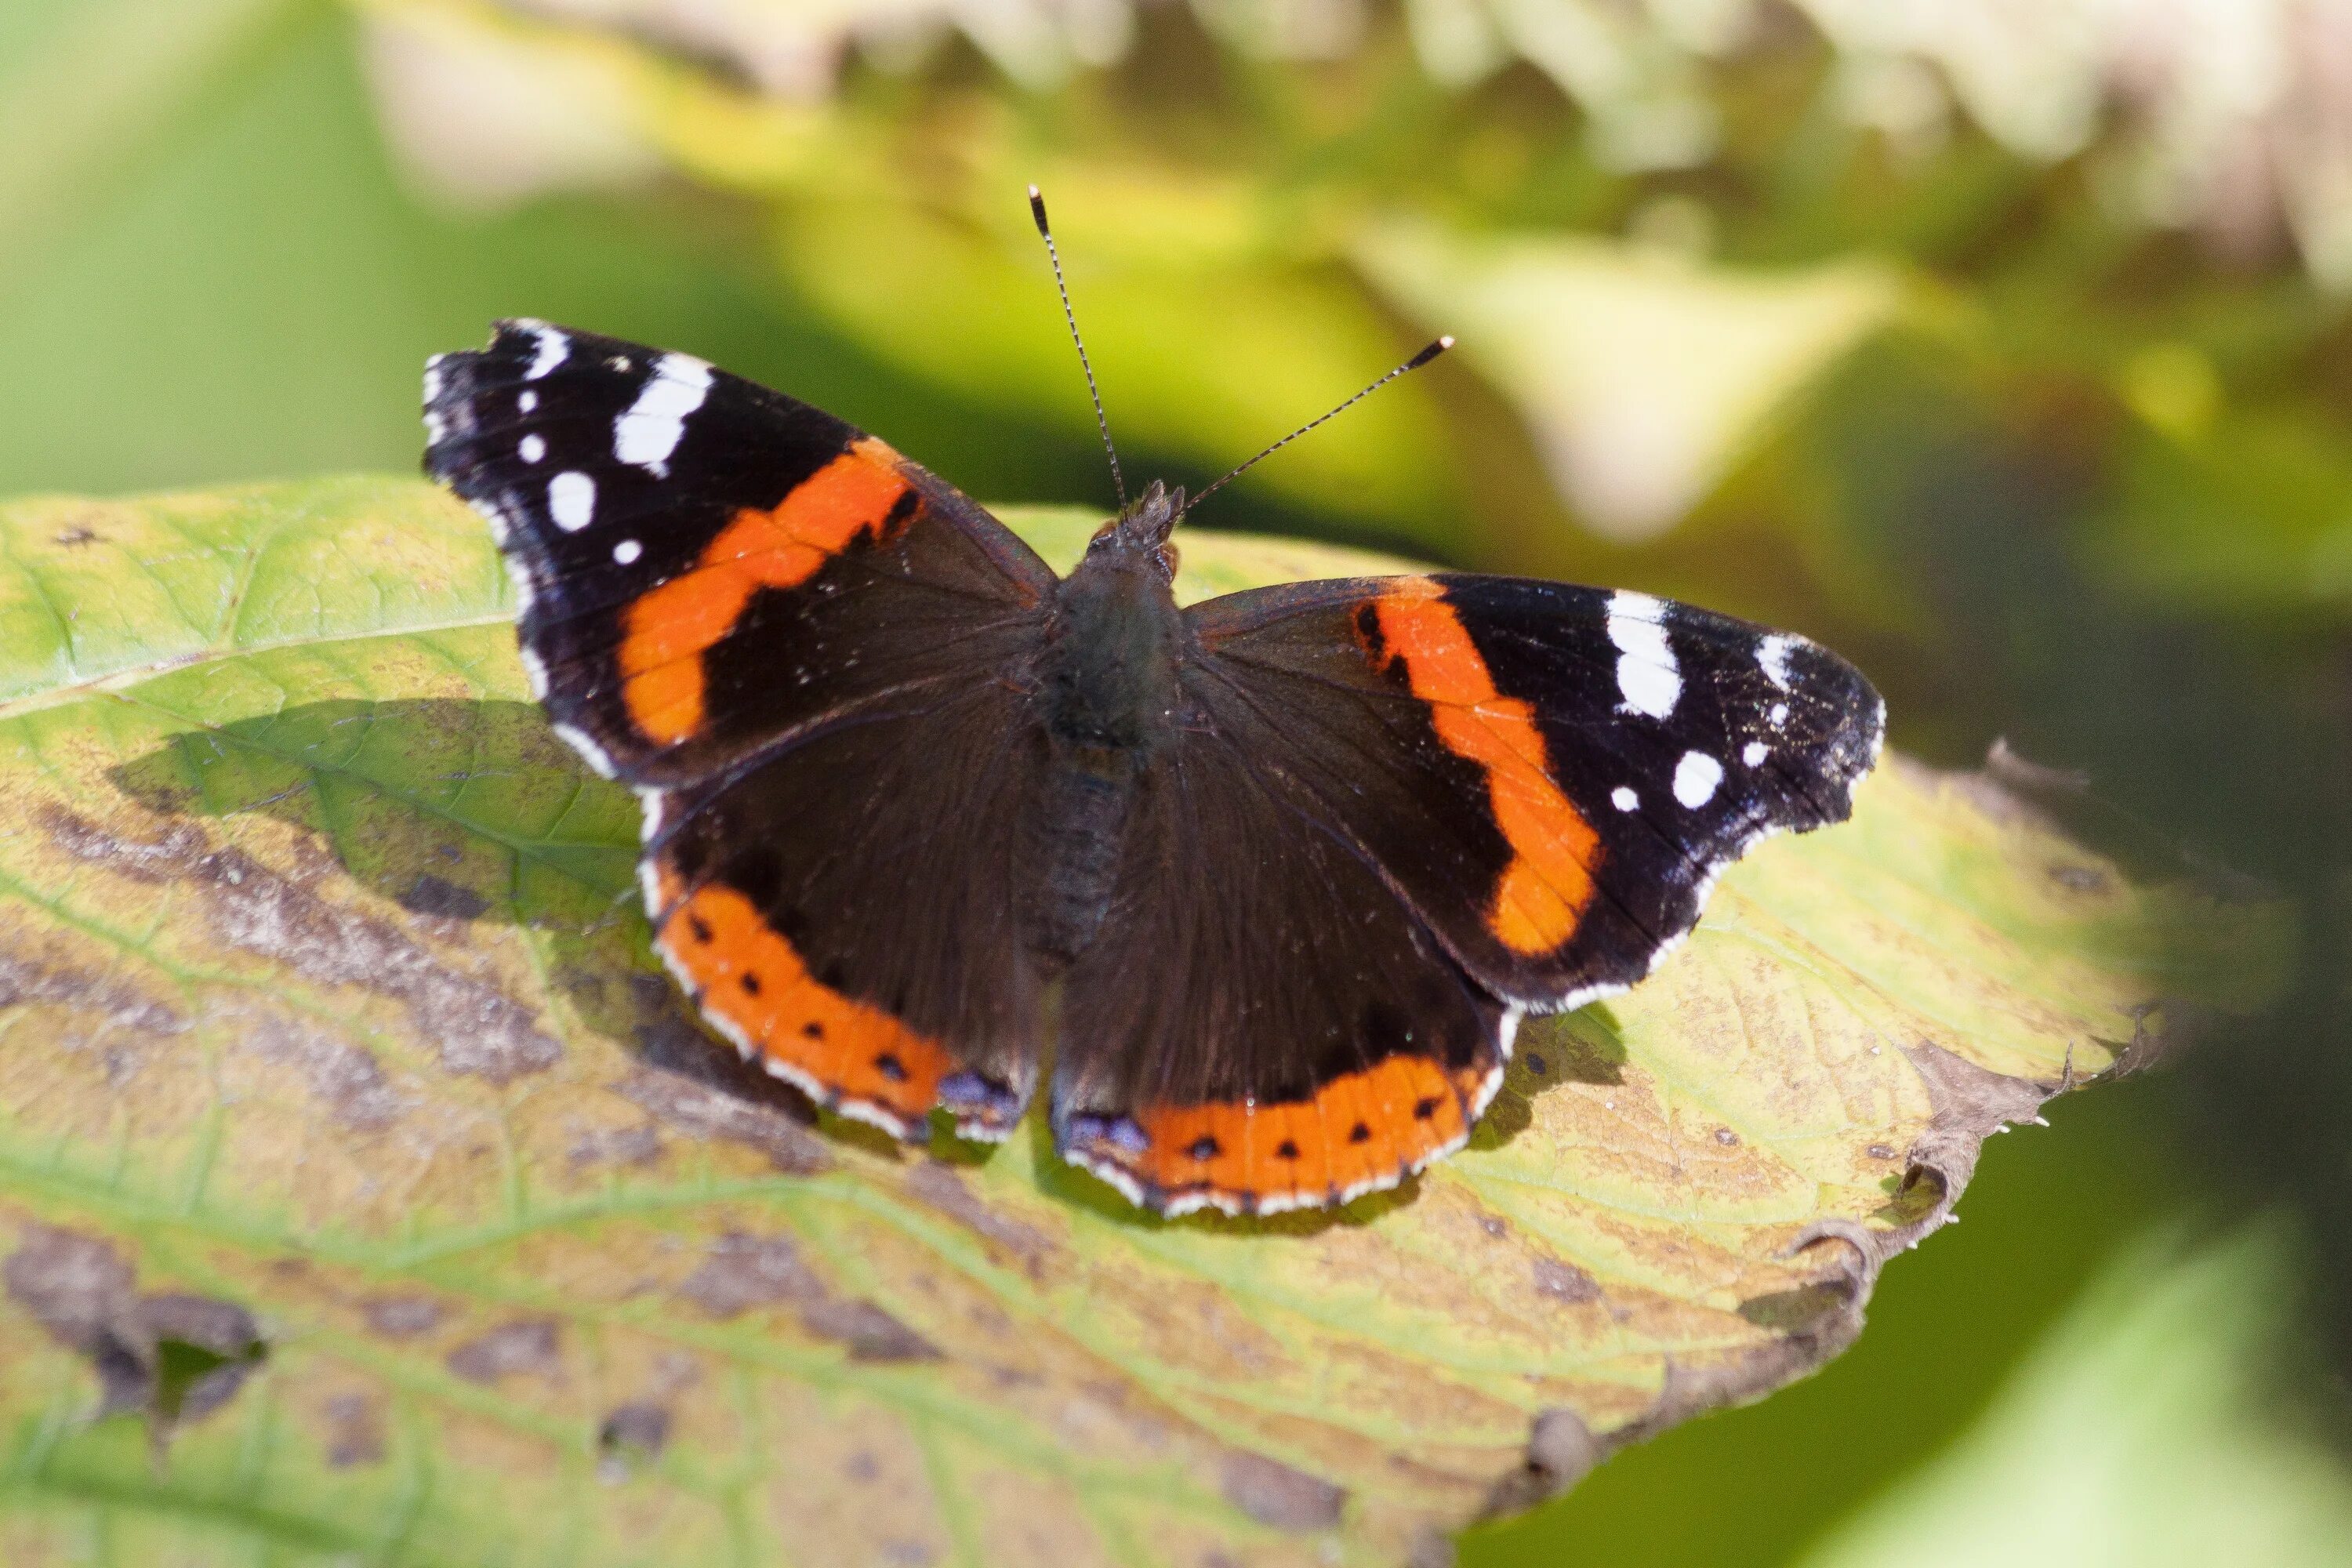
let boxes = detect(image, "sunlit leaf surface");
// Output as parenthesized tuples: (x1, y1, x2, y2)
(0, 478, 2277, 1566)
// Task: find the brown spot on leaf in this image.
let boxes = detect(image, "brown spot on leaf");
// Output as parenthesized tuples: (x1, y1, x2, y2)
(800, 1298, 940, 1363)
(361, 1294, 444, 1337)
(677, 1232, 822, 1318)
(4, 1225, 265, 1432)
(597, 1401, 671, 1478)
(903, 1163, 1053, 1279)
(0, 946, 185, 1050)
(1220, 1451, 1346, 1531)
(246, 1015, 404, 1131)
(4, 1224, 136, 1359)
(53, 524, 99, 546)
(139, 1294, 268, 1424)
(619, 1052, 830, 1176)
(1532, 1259, 1601, 1305)
(41, 811, 198, 884)
(41, 808, 559, 1083)
(675, 1232, 935, 1359)
(399, 873, 491, 921)
(322, 1392, 385, 1467)
(568, 1123, 662, 1168)
(445, 1318, 561, 1384)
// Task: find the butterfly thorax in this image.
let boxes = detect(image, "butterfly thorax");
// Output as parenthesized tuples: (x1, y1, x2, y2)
(1024, 485, 1188, 961)
(1036, 485, 1185, 752)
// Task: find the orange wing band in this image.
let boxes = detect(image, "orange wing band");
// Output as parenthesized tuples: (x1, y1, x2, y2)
(1112, 1054, 1483, 1211)
(619, 439, 913, 745)
(655, 881, 955, 1134)
(1365, 577, 1601, 954)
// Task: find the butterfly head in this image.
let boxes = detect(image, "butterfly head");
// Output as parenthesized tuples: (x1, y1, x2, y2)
(1088, 479, 1185, 579)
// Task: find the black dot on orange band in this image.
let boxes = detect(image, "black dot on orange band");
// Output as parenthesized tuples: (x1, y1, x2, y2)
(1188, 1135, 1220, 1162)
(688, 916, 713, 942)
(801, 1020, 823, 1040)
(1413, 1097, 1440, 1120)
(874, 1052, 906, 1083)
(1275, 1139, 1301, 1160)
(1350, 1122, 1371, 1143)
(740, 972, 762, 995)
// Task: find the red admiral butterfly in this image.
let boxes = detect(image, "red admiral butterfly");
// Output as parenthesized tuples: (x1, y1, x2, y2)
(424, 193, 1883, 1218)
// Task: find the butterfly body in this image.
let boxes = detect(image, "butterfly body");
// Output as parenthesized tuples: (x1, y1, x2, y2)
(426, 320, 1884, 1218)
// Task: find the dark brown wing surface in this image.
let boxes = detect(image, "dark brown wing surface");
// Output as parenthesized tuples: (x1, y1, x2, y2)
(1050, 722, 1513, 1217)
(426, 321, 1058, 1136)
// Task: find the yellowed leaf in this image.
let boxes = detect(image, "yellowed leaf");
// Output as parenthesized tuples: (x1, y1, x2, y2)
(0, 477, 2278, 1567)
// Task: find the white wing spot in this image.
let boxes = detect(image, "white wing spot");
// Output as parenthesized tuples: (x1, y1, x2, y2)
(1673, 750, 1722, 809)
(1611, 786, 1639, 811)
(549, 471, 596, 532)
(518, 390, 538, 413)
(615, 353, 713, 477)
(613, 538, 643, 564)
(1770, 701, 1790, 727)
(521, 321, 569, 380)
(1607, 590, 1680, 719)
(519, 434, 546, 464)
(1759, 633, 1797, 690)
(1742, 739, 1769, 767)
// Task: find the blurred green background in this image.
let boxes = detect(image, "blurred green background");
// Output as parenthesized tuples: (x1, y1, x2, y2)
(3, 1, 2349, 1563)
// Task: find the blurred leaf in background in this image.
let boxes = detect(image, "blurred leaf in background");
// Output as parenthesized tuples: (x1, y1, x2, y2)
(1798, 1231, 2352, 1568)
(0, 0, 2348, 1563)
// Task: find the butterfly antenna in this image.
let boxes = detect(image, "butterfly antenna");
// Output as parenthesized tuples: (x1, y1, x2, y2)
(1190, 336, 1453, 511)
(1029, 185, 1127, 511)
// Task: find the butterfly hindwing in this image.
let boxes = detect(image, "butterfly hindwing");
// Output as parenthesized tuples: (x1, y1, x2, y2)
(1050, 726, 1512, 1217)
(426, 321, 1058, 1138)
(646, 684, 1049, 1140)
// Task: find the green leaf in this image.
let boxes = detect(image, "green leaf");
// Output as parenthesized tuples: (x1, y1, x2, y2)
(0, 477, 2278, 1566)
(1795, 1229, 2352, 1568)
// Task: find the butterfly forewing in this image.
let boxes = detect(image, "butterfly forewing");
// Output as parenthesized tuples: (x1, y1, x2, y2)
(1182, 573, 1882, 1011)
(425, 320, 1056, 786)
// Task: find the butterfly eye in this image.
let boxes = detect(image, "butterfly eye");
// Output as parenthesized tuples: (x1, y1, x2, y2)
(1156, 543, 1180, 576)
